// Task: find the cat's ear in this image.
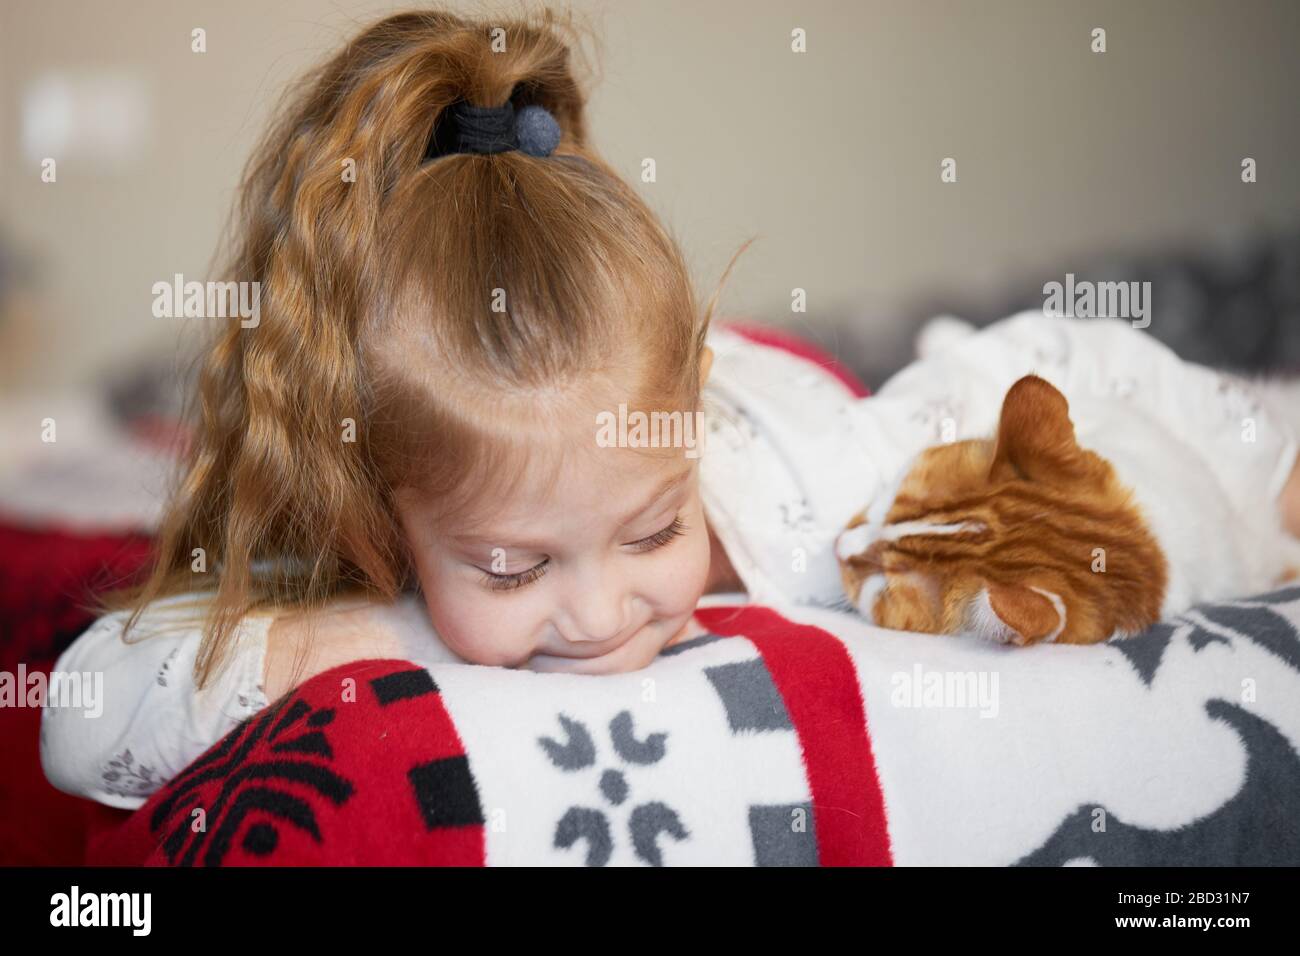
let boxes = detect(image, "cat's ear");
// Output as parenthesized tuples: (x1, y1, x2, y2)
(982, 583, 1064, 645)
(989, 375, 1083, 483)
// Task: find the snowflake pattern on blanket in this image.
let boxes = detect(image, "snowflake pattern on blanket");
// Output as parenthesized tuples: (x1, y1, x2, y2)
(86, 595, 1300, 866)
(88, 607, 891, 866)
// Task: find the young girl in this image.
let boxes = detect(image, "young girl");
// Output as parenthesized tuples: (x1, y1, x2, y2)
(42, 7, 1300, 809)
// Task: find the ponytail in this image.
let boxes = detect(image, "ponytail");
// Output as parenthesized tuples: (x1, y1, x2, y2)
(119, 8, 599, 687)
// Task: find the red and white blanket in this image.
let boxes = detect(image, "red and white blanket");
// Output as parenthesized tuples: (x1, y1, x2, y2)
(86, 592, 1300, 866)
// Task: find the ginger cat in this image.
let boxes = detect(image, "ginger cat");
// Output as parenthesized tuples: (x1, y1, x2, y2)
(836, 374, 1300, 646)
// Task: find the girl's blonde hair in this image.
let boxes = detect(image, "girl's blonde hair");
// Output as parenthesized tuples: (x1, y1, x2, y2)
(115, 6, 749, 688)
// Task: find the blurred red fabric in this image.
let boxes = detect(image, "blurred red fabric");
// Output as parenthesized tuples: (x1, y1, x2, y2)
(0, 521, 151, 865)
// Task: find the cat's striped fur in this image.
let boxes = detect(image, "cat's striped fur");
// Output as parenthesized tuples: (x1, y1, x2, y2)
(837, 374, 1298, 646)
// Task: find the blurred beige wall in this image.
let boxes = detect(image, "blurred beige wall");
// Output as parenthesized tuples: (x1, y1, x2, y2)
(1, 0, 1298, 390)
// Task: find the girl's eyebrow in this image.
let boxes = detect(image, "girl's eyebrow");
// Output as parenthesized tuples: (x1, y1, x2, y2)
(614, 468, 690, 526)
(449, 468, 690, 549)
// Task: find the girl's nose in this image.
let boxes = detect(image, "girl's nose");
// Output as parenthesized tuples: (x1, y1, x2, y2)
(564, 579, 628, 644)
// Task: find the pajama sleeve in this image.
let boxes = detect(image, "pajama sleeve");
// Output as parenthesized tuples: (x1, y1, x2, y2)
(40, 598, 272, 810)
(872, 310, 1300, 515)
(698, 325, 867, 608)
(39, 591, 462, 809)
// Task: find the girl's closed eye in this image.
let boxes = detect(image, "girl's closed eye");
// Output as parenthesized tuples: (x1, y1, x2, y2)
(626, 513, 687, 553)
(476, 514, 687, 592)
(479, 560, 549, 592)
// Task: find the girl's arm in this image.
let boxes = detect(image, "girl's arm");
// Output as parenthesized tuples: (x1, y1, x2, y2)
(40, 598, 273, 809)
(40, 593, 454, 808)
(260, 596, 455, 699)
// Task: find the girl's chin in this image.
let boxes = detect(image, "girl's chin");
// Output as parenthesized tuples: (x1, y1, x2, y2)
(663, 613, 705, 648)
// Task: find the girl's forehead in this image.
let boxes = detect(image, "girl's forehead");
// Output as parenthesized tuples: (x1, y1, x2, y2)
(431, 443, 695, 544)
(390, 360, 704, 536)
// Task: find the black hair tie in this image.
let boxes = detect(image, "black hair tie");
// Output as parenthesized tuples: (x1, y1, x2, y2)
(423, 99, 561, 162)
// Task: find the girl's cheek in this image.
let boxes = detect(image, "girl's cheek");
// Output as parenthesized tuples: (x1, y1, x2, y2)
(418, 562, 542, 666)
(649, 524, 712, 610)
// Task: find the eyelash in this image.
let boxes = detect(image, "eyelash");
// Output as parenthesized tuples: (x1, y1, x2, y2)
(478, 514, 687, 592)
(628, 514, 687, 553)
